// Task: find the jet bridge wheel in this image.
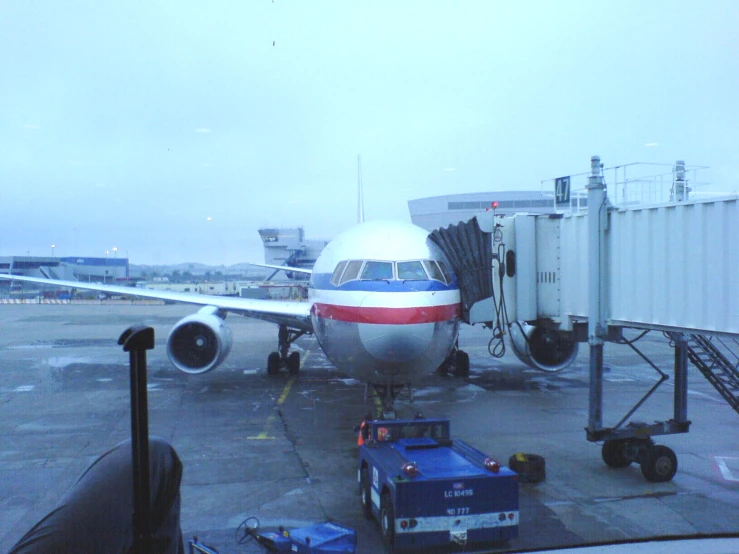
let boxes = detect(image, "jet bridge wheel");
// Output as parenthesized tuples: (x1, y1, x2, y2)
(602, 440, 632, 468)
(641, 445, 678, 482)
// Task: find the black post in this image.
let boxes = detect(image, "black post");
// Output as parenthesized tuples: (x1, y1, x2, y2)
(118, 325, 156, 553)
(674, 333, 688, 424)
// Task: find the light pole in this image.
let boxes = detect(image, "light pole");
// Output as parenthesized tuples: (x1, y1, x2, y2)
(112, 247, 118, 280)
(51, 244, 56, 257)
(105, 250, 109, 283)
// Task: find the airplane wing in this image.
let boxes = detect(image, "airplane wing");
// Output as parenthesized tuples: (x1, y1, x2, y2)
(247, 262, 313, 275)
(0, 274, 313, 331)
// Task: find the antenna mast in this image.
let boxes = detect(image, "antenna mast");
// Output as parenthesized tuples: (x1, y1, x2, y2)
(357, 155, 365, 224)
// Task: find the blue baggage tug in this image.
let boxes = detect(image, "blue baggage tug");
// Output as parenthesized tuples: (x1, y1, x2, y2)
(358, 417, 519, 552)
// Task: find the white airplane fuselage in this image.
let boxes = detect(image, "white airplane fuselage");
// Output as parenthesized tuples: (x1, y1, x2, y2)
(306, 221, 461, 386)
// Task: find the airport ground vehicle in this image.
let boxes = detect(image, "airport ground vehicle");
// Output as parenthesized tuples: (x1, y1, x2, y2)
(357, 417, 519, 552)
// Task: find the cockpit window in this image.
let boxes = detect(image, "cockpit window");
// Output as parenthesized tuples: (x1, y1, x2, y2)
(437, 260, 453, 284)
(422, 260, 446, 283)
(340, 260, 364, 284)
(360, 261, 394, 280)
(397, 261, 428, 280)
(330, 260, 348, 286)
(333, 259, 450, 285)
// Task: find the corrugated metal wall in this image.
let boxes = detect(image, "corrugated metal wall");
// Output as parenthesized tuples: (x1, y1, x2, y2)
(606, 198, 739, 335)
(504, 196, 739, 337)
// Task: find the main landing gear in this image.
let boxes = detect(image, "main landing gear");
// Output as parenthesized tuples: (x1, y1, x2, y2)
(437, 342, 470, 377)
(267, 325, 308, 376)
(601, 438, 678, 482)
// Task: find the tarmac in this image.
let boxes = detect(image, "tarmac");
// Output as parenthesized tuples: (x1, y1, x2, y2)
(1, 303, 738, 553)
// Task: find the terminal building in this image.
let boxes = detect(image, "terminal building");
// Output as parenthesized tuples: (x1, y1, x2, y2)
(258, 227, 328, 280)
(407, 191, 563, 232)
(0, 256, 129, 293)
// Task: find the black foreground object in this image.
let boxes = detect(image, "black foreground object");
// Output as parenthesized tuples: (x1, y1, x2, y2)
(118, 325, 158, 553)
(10, 325, 184, 553)
(7, 437, 184, 553)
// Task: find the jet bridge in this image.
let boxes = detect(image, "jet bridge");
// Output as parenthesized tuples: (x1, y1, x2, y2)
(462, 155, 739, 482)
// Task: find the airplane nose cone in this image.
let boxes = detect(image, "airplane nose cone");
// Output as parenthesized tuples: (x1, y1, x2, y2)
(357, 322, 434, 363)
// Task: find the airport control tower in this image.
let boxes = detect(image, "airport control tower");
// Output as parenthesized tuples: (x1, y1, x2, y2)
(258, 227, 327, 280)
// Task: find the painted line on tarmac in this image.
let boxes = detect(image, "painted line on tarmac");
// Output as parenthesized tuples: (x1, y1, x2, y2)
(247, 351, 310, 440)
(716, 457, 739, 482)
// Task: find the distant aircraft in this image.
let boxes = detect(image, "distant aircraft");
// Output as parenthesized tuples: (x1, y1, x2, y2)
(0, 221, 466, 416)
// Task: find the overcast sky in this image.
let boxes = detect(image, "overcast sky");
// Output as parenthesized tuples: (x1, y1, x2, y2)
(1, 1, 737, 265)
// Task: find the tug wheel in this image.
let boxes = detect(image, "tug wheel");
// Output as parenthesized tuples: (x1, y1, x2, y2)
(360, 467, 373, 519)
(380, 492, 395, 551)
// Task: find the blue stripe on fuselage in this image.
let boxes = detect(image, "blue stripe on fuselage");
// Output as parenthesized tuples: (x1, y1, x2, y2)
(310, 273, 458, 292)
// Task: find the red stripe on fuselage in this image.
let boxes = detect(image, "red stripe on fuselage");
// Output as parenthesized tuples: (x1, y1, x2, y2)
(311, 303, 461, 325)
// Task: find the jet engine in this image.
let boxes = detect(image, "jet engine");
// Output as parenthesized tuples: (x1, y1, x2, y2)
(509, 322, 579, 373)
(166, 306, 233, 374)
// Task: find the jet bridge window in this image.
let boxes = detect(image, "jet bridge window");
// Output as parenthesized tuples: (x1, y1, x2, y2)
(361, 261, 393, 281)
(397, 261, 428, 280)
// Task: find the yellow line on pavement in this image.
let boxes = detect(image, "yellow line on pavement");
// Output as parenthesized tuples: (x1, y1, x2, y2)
(247, 351, 308, 440)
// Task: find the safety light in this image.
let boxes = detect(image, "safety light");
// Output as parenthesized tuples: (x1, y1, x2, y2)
(484, 458, 500, 473)
(400, 520, 408, 529)
(498, 513, 506, 521)
(492, 201, 499, 209)
(402, 461, 419, 477)
(508, 513, 515, 520)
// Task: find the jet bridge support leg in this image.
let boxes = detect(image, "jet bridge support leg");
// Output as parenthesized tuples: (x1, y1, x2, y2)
(584, 155, 688, 482)
(586, 328, 691, 482)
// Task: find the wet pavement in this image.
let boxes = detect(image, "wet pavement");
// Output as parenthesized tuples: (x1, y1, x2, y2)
(1, 304, 738, 553)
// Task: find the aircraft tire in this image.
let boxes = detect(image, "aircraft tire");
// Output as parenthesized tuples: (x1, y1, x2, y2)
(602, 440, 632, 468)
(453, 350, 470, 377)
(267, 352, 280, 375)
(436, 359, 451, 376)
(641, 445, 677, 482)
(508, 453, 546, 483)
(360, 467, 373, 519)
(287, 351, 300, 375)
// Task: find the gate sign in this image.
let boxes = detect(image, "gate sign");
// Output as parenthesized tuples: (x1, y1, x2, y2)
(555, 176, 571, 204)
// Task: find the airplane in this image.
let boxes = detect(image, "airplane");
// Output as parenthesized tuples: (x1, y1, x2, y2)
(0, 219, 579, 415)
(0, 220, 466, 415)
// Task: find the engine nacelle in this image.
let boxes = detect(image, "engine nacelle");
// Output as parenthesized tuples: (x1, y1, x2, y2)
(167, 306, 233, 375)
(509, 322, 579, 373)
